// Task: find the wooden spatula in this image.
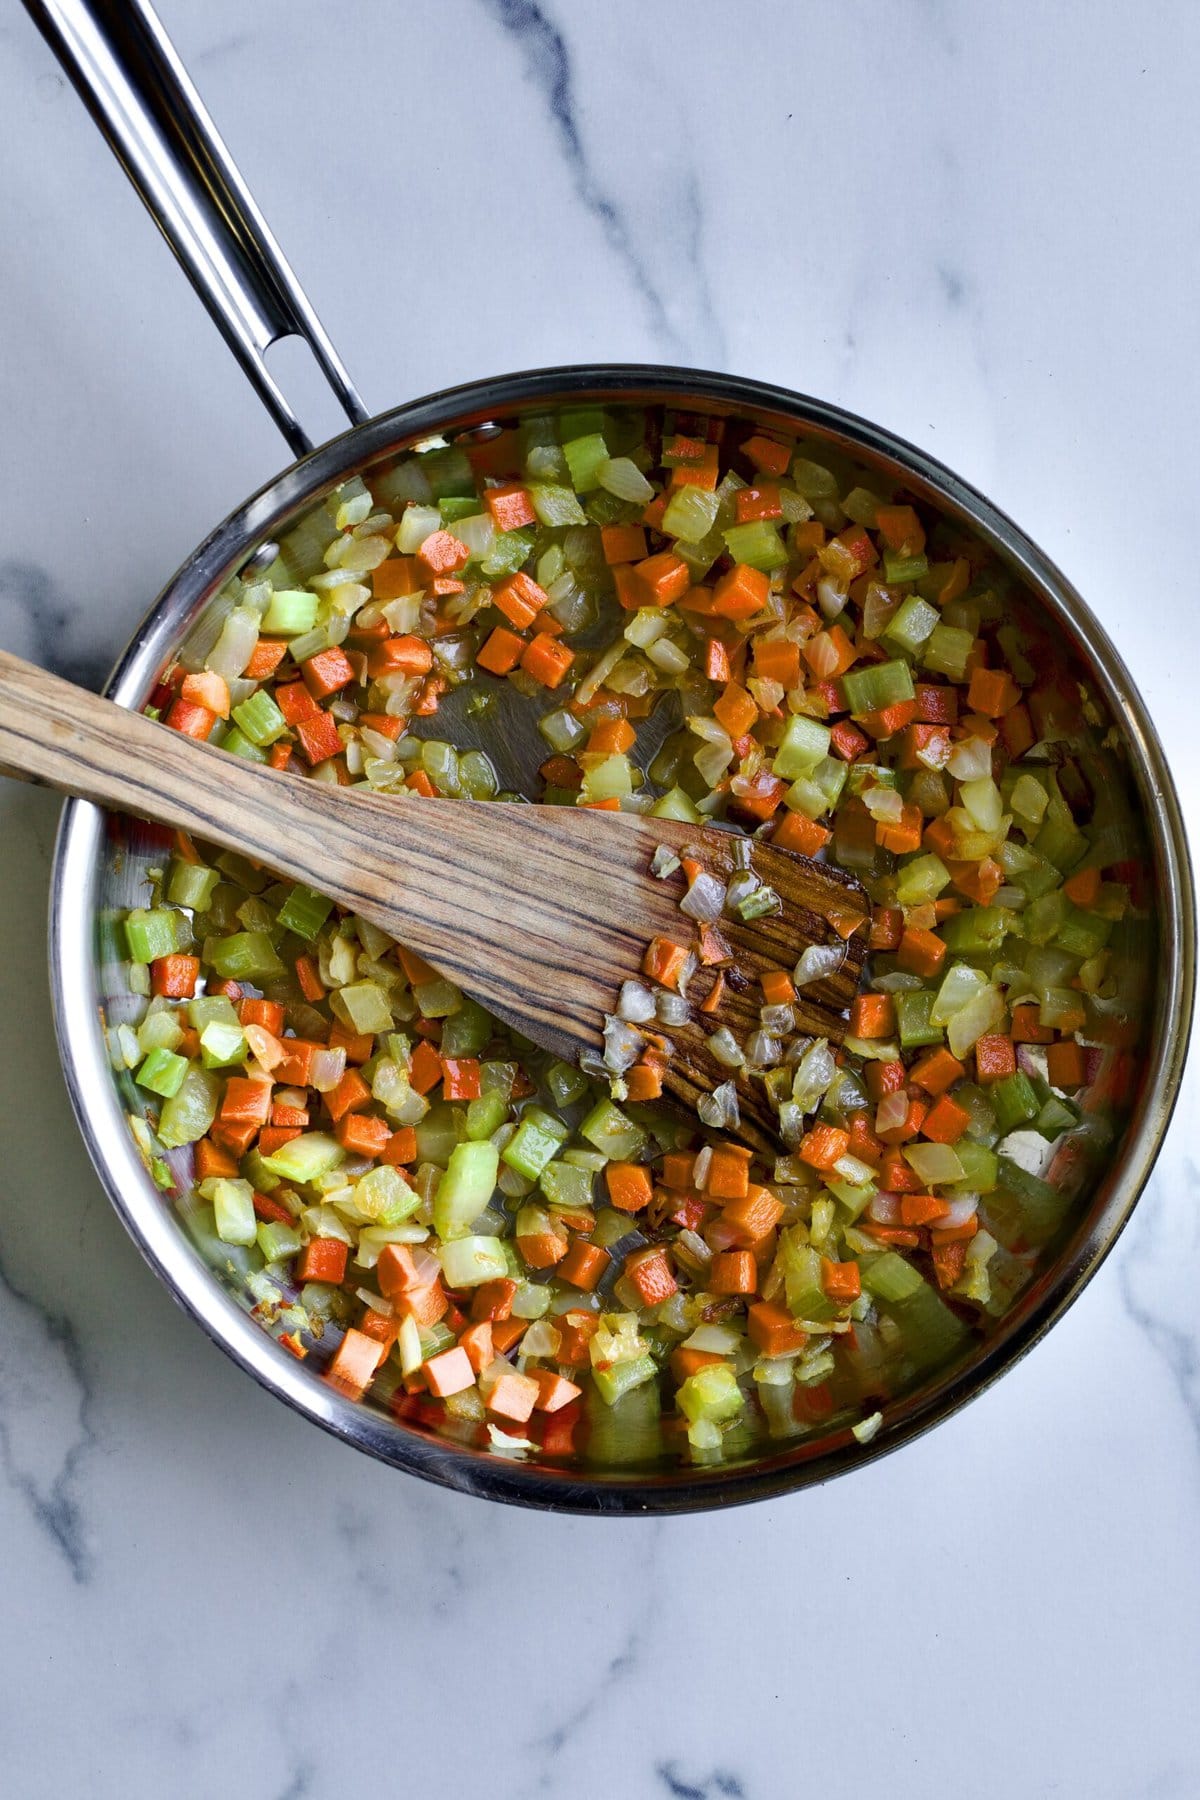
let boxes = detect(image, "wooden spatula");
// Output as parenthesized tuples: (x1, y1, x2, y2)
(0, 650, 869, 1150)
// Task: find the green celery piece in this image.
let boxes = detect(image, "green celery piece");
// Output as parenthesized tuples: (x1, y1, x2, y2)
(529, 484, 588, 527)
(579, 1098, 646, 1162)
(940, 907, 1010, 953)
(256, 1220, 304, 1263)
(922, 623, 974, 680)
(135, 1046, 189, 1098)
(439, 495, 478, 523)
(592, 1353, 658, 1407)
(157, 1065, 220, 1148)
(416, 444, 474, 499)
(480, 527, 535, 579)
(276, 884, 334, 940)
(412, 978, 462, 1019)
(187, 994, 238, 1032)
(723, 520, 788, 570)
(773, 714, 831, 780)
(465, 1090, 508, 1141)
(332, 980, 394, 1034)
(260, 1133, 345, 1184)
(995, 1156, 1070, 1246)
(895, 853, 951, 907)
(231, 688, 287, 747)
(212, 1178, 258, 1246)
(563, 432, 610, 492)
(781, 1238, 837, 1321)
(860, 1251, 924, 1304)
(883, 551, 930, 584)
(439, 996, 491, 1057)
(215, 851, 268, 893)
(199, 1020, 247, 1070)
(662, 484, 720, 542)
(182, 1202, 262, 1280)
(1054, 907, 1112, 959)
(261, 589, 318, 636)
(883, 594, 939, 655)
(539, 1160, 594, 1211)
(895, 989, 944, 1049)
(953, 1139, 998, 1192)
(433, 1140, 500, 1239)
(841, 659, 915, 715)
(166, 860, 219, 912)
(677, 1363, 743, 1425)
(502, 1108, 570, 1180)
(990, 1071, 1039, 1133)
(891, 1282, 969, 1371)
(415, 1102, 467, 1167)
(438, 1234, 509, 1288)
(789, 457, 839, 500)
(220, 731, 270, 767)
(206, 931, 285, 982)
(546, 1060, 589, 1109)
(649, 787, 703, 822)
(583, 1377, 663, 1464)
(124, 907, 182, 963)
(1035, 1095, 1077, 1139)
(1021, 890, 1070, 945)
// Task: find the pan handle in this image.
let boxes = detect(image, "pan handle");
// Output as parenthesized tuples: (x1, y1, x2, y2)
(22, 0, 369, 457)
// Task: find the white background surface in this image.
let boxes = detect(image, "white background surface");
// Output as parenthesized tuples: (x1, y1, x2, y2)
(1, 4, 1198, 1796)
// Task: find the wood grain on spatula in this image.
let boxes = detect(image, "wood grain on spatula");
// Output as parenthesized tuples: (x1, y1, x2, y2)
(0, 650, 869, 1148)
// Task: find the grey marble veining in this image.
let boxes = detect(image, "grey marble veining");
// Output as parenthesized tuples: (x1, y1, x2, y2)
(0, 2, 1197, 1796)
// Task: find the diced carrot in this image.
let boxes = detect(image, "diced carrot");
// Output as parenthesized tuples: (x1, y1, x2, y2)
(335, 1111, 392, 1157)
(921, 1093, 971, 1144)
(367, 634, 434, 681)
(874, 503, 925, 555)
(667, 444, 719, 490)
(860, 699, 918, 740)
(416, 529, 470, 577)
(708, 1249, 757, 1295)
(819, 526, 877, 583)
(274, 680, 321, 725)
(1046, 1039, 1087, 1089)
(180, 670, 231, 718)
(219, 1077, 272, 1127)
(485, 1367, 539, 1424)
(165, 698, 217, 740)
(741, 434, 792, 477)
(702, 1144, 753, 1200)
(931, 1240, 968, 1290)
(236, 998, 283, 1036)
(370, 556, 420, 601)
(949, 856, 1003, 906)
(802, 624, 857, 680)
(516, 1226, 567, 1271)
(468, 1277, 516, 1324)
(746, 1301, 807, 1356)
(721, 1185, 784, 1247)
(293, 711, 342, 767)
(759, 968, 795, 1007)
(325, 1068, 372, 1123)
(625, 1062, 664, 1101)
(967, 665, 1020, 717)
(820, 1257, 862, 1303)
(587, 717, 636, 756)
(520, 632, 575, 689)
(713, 563, 769, 620)
(251, 1190, 294, 1227)
(909, 1047, 965, 1097)
(533, 1370, 581, 1414)
(735, 483, 783, 523)
(380, 1126, 418, 1167)
(859, 1222, 921, 1248)
(600, 1162, 652, 1216)
(669, 1347, 726, 1383)
(930, 1217, 980, 1247)
(558, 1240, 611, 1291)
(865, 1058, 907, 1101)
(1001, 703, 1035, 759)
(194, 1138, 240, 1181)
(876, 1095, 928, 1146)
(244, 638, 288, 681)
(1063, 866, 1101, 908)
(869, 907, 903, 952)
(974, 1034, 1016, 1084)
(326, 1328, 385, 1399)
(423, 1346, 475, 1398)
(633, 551, 692, 608)
(396, 1282, 449, 1329)
(772, 811, 832, 857)
(713, 679, 758, 740)
(623, 1246, 678, 1306)
(657, 1152, 694, 1194)
(1011, 1003, 1054, 1044)
(876, 802, 924, 856)
(357, 1309, 398, 1352)
(797, 1123, 850, 1171)
(376, 1243, 425, 1299)
(484, 481, 537, 530)
(642, 936, 690, 990)
(297, 1238, 348, 1285)
(600, 523, 649, 566)
(849, 993, 896, 1039)
(440, 1057, 481, 1101)
(491, 570, 548, 631)
(896, 926, 946, 979)
(879, 1149, 922, 1193)
(408, 1039, 443, 1095)
(752, 637, 801, 688)
(150, 953, 200, 999)
(552, 1311, 598, 1366)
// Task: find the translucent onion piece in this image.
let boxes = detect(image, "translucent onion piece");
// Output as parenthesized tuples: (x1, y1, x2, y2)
(616, 981, 657, 1023)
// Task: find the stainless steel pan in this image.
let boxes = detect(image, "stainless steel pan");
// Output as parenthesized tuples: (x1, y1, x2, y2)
(26, 0, 1195, 1512)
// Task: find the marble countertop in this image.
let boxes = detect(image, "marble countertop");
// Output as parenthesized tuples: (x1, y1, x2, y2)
(2, 3, 1198, 1795)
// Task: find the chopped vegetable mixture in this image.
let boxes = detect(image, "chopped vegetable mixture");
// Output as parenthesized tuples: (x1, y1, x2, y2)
(113, 406, 1145, 1468)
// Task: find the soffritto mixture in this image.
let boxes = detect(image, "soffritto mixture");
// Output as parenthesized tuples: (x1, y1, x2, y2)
(112, 407, 1141, 1465)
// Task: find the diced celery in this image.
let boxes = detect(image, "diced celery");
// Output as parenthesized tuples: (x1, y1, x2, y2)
(546, 1060, 589, 1109)
(166, 860, 220, 912)
(677, 1363, 743, 1425)
(465, 1090, 508, 1140)
(649, 786, 703, 823)
(231, 688, 287, 746)
(416, 1102, 467, 1167)
(502, 1108, 570, 1180)
(894, 989, 943, 1049)
(199, 1020, 247, 1069)
(355, 1164, 420, 1225)
(1054, 908, 1112, 960)
(480, 527, 535, 578)
(439, 996, 491, 1057)
(940, 906, 1009, 953)
(212, 1178, 257, 1246)
(790, 457, 839, 499)
(437, 1234, 510, 1288)
(257, 1220, 303, 1263)
(579, 1098, 647, 1161)
(529, 484, 588, 527)
(332, 980, 394, 1034)
(922, 623, 974, 680)
(953, 1140, 998, 1192)
(662, 484, 720, 542)
(539, 1160, 593, 1211)
(883, 552, 929, 585)
(187, 994, 238, 1032)
(206, 931, 285, 982)
(722, 520, 787, 569)
(895, 854, 951, 907)
(563, 433, 610, 492)
(411, 978, 462, 1019)
(990, 1071, 1039, 1133)
(135, 1046, 189, 1098)
(780, 1236, 837, 1321)
(841, 659, 915, 715)
(157, 1065, 220, 1148)
(592, 1353, 658, 1407)
(773, 713, 832, 780)
(124, 907, 183, 963)
(261, 589, 318, 636)
(433, 1141, 499, 1238)
(417, 444, 475, 499)
(883, 594, 939, 655)
(860, 1251, 925, 1304)
(995, 1156, 1070, 1245)
(438, 495, 477, 523)
(261, 1133, 345, 1184)
(276, 884, 334, 940)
